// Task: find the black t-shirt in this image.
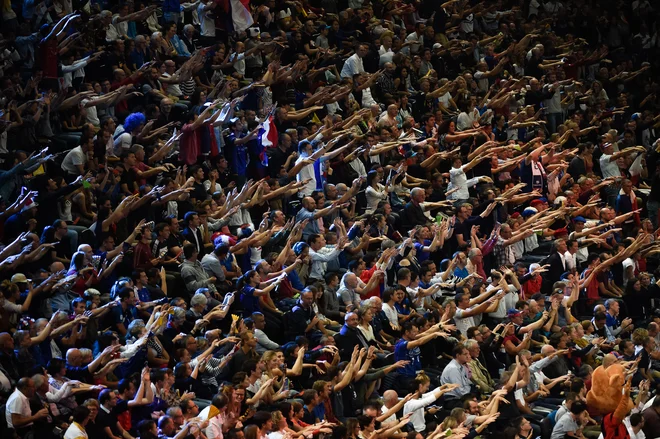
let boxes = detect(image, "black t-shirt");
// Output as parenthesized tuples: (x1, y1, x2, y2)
(448, 219, 469, 254)
(190, 181, 208, 203)
(406, 163, 426, 180)
(96, 400, 130, 437)
(86, 420, 104, 439)
(268, 146, 293, 178)
(44, 234, 72, 262)
(105, 52, 128, 78)
(216, 169, 236, 191)
(120, 166, 138, 193)
(496, 387, 521, 424)
(288, 304, 315, 336)
(302, 407, 317, 424)
(639, 349, 650, 374)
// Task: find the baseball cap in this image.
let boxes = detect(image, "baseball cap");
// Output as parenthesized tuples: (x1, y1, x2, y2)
(21, 198, 38, 212)
(530, 199, 544, 207)
(11, 273, 27, 283)
(507, 309, 522, 318)
(433, 43, 443, 49)
(573, 216, 587, 223)
(522, 207, 538, 217)
(553, 227, 569, 237)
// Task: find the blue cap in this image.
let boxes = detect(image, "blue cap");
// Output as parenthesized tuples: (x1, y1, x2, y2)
(521, 208, 537, 218)
(507, 309, 522, 318)
(538, 197, 548, 203)
(573, 216, 587, 223)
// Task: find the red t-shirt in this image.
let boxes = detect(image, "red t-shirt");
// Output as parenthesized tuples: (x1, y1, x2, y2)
(360, 265, 381, 299)
(180, 123, 200, 165)
(585, 275, 600, 301)
(522, 276, 542, 299)
(38, 39, 59, 78)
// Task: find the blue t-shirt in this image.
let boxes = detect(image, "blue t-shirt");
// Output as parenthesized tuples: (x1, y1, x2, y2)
(394, 339, 421, 377)
(226, 133, 249, 175)
(394, 301, 411, 316)
(414, 240, 432, 263)
(111, 305, 138, 329)
(454, 266, 469, 279)
(287, 268, 305, 291)
(605, 313, 619, 330)
(313, 403, 326, 422)
(137, 287, 151, 303)
(296, 209, 319, 239)
(240, 285, 260, 317)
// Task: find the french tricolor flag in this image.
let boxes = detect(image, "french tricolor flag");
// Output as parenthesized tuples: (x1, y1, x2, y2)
(230, 0, 254, 32)
(261, 114, 278, 148)
(258, 108, 278, 165)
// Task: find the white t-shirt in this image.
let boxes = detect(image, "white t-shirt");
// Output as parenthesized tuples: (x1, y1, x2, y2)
(366, 185, 388, 214)
(112, 15, 128, 37)
(6, 389, 31, 429)
(454, 307, 476, 335)
(0, 369, 10, 393)
(473, 71, 489, 92)
(61, 146, 87, 174)
(600, 154, 621, 179)
(448, 165, 479, 200)
(113, 132, 132, 155)
(486, 284, 508, 318)
(457, 109, 479, 131)
(105, 23, 119, 42)
(229, 52, 246, 76)
(295, 155, 316, 196)
(438, 91, 453, 107)
(198, 3, 216, 36)
(564, 251, 577, 271)
(204, 180, 222, 194)
(82, 99, 99, 126)
(382, 302, 399, 328)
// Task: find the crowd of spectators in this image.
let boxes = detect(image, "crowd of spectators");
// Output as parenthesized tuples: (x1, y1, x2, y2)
(0, 1, 660, 439)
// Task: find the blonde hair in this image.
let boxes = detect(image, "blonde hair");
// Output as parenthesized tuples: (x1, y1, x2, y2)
(633, 328, 649, 345)
(261, 350, 278, 365)
(261, 350, 279, 377)
(414, 372, 430, 389)
(79, 348, 92, 360)
(83, 399, 100, 409)
(441, 417, 459, 429)
(271, 410, 283, 425)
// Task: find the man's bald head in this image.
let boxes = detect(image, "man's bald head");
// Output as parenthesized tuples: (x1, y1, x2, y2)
(66, 348, 82, 366)
(540, 345, 555, 356)
(383, 390, 398, 406)
(602, 354, 617, 368)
